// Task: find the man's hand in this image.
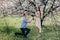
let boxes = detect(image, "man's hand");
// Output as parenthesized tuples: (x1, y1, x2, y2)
(27, 17, 33, 23)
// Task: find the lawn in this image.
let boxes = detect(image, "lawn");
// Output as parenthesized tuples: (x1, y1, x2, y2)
(0, 17, 60, 40)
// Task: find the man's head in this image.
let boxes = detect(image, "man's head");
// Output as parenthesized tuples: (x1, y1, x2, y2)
(23, 10, 28, 17)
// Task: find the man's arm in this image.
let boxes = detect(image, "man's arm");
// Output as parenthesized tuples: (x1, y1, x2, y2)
(27, 18, 33, 23)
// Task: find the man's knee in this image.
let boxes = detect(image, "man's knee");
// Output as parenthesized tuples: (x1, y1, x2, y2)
(26, 28, 30, 31)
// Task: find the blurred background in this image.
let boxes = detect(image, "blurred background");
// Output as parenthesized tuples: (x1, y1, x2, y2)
(0, 0, 60, 40)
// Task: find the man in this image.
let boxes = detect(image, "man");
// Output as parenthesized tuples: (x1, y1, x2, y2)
(15, 10, 33, 37)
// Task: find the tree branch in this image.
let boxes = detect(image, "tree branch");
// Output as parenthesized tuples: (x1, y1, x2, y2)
(43, 0, 48, 16)
(41, 0, 56, 25)
(52, 6, 60, 11)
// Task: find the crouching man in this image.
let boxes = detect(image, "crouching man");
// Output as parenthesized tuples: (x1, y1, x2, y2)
(15, 10, 33, 38)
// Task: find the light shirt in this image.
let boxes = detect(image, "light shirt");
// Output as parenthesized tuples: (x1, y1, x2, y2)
(20, 17, 28, 28)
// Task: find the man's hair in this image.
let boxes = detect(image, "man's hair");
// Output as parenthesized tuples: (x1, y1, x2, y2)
(23, 10, 28, 16)
(23, 13, 26, 16)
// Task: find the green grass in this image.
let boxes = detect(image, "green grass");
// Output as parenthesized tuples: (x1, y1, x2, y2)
(0, 17, 60, 40)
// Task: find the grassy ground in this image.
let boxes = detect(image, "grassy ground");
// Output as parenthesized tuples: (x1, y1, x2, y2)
(0, 17, 60, 40)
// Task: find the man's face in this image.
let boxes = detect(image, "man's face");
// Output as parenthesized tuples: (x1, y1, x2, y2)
(24, 11, 28, 17)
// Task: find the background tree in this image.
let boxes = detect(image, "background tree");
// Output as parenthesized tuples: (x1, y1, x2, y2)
(0, 0, 60, 26)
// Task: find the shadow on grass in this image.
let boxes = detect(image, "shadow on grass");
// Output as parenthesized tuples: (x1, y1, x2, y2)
(0, 25, 60, 40)
(0, 26, 20, 34)
(0, 26, 37, 40)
